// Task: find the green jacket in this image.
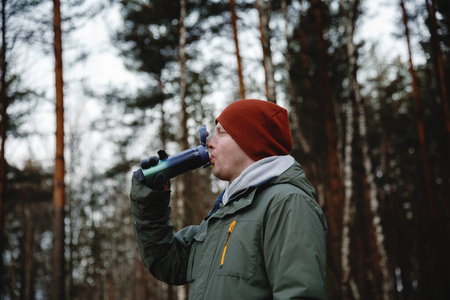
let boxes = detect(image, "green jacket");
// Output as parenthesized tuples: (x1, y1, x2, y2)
(130, 162, 328, 300)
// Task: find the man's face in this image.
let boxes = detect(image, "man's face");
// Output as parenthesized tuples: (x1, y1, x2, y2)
(207, 122, 255, 183)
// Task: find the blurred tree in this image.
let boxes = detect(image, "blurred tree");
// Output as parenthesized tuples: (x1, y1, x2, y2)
(398, 0, 450, 298)
(2, 0, 107, 297)
(309, 0, 345, 284)
(400, 2, 437, 297)
(174, 1, 187, 297)
(377, 56, 419, 300)
(0, 1, 7, 264)
(339, 0, 357, 296)
(401, 0, 435, 214)
(279, 0, 311, 159)
(426, 0, 450, 145)
(0, 0, 44, 293)
(286, 0, 322, 194)
(339, 1, 395, 299)
(114, 0, 225, 151)
(3, 161, 53, 299)
(51, 0, 66, 299)
(229, 0, 246, 99)
(425, 0, 450, 227)
(256, 0, 277, 102)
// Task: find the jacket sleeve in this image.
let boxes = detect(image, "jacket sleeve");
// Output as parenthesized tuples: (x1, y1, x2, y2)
(263, 192, 328, 300)
(129, 176, 197, 285)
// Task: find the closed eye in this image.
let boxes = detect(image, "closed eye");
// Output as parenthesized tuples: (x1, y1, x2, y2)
(218, 128, 228, 135)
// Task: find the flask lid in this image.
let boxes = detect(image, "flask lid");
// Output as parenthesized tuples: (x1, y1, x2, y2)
(198, 125, 210, 167)
(199, 125, 207, 147)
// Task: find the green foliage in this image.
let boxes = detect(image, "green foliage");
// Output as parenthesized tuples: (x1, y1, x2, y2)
(117, 0, 180, 76)
(107, 0, 230, 161)
(4, 74, 41, 138)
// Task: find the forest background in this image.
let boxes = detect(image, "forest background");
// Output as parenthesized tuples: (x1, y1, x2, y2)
(1, 0, 449, 299)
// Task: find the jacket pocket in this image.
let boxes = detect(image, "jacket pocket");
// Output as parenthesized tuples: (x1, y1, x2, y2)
(217, 221, 261, 280)
(186, 230, 206, 283)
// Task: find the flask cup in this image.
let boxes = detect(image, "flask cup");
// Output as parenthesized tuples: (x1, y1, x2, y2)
(141, 125, 210, 185)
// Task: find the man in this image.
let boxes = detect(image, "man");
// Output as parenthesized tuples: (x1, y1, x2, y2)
(130, 99, 328, 299)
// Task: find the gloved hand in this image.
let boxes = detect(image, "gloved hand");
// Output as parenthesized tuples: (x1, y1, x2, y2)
(133, 150, 169, 191)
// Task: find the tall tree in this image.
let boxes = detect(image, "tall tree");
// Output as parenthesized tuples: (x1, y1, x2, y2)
(286, 0, 324, 203)
(256, 0, 277, 102)
(51, 0, 66, 299)
(309, 0, 345, 281)
(356, 78, 394, 300)
(229, 0, 246, 99)
(3, 161, 53, 299)
(0, 0, 7, 272)
(339, 0, 356, 295)
(401, 0, 436, 218)
(401, 1, 450, 297)
(114, 0, 227, 151)
(400, 7, 437, 296)
(426, 0, 450, 143)
(425, 0, 450, 226)
(115, 0, 182, 155)
(0, 0, 48, 295)
(340, 1, 394, 298)
(176, 0, 188, 297)
(179, 0, 188, 154)
(281, 0, 312, 164)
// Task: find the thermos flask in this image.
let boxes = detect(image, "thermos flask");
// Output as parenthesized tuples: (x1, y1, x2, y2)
(140, 125, 210, 185)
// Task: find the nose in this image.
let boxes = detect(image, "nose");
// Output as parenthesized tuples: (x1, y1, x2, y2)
(207, 134, 215, 150)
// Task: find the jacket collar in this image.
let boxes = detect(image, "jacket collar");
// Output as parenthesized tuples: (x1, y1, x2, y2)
(208, 187, 257, 220)
(207, 176, 275, 220)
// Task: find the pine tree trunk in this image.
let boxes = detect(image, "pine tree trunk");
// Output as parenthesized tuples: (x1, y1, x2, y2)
(179, 0, 187, 146)
(290, 2, 323, 204)
(401, 0, 436, 216)
(401, 4, 449, 297)
(341, 1, 394, 298)
(426, 0, 450, 142)
(310, 0, 344, 282)
(358, 96, 394, 300)
(425, 0, 450, 225)
(159, 77, 167, 150)
(229, 0, 246, 99)
(107, 266, 115, 300)
(282, 0, 312, 159)
(417, 4, 450, 298)
(7, 240, 16, 297)
(341, 96, 355, 300)
(256, 0, 276, 103)
(52, 0, 66, 299)
(177, 0, 204, 264)
(281, 0, 294, 104)
(0, 0, 8, 277)
(24, 208, 36, 300)
(339, 2, 356, 296)
(178, 0, 190, 224)
(178, 3, 190, 298)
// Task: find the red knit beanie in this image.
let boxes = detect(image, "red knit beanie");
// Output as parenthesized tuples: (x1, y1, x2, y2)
(216, 99, 293, 161)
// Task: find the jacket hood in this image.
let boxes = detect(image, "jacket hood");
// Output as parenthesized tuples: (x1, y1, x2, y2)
(269, 161, 317, 201)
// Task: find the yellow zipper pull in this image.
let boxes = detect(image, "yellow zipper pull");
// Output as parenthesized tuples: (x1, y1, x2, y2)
(220, 220, 236, 268)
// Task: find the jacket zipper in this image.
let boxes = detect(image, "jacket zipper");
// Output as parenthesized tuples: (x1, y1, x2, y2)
(220, 220, 236, 268)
